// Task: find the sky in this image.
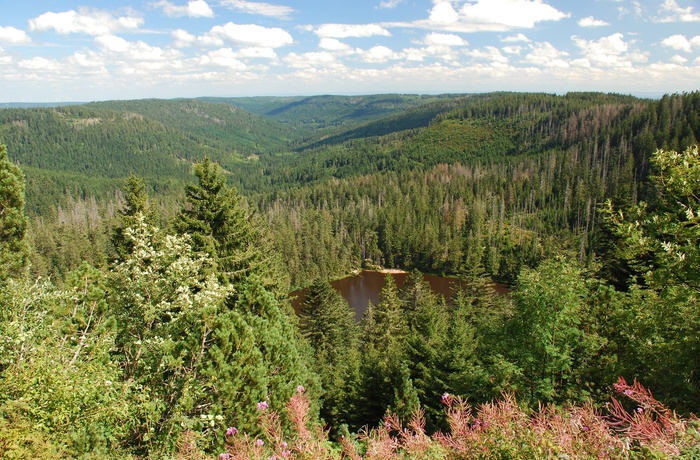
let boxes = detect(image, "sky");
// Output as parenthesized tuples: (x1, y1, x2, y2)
(0, 0, 699, 101)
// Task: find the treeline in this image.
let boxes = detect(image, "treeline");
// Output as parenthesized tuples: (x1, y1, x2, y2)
(1, 151, 320, 457)
(16, 92, 700, 289)
(2, 143, 700, 458)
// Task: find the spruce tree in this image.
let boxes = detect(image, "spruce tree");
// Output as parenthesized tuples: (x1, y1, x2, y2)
(299, 278, 360, 429)
(177, 158, 288, 292)
(111, 174, 156, 262)
(357, 274, 409, 426)
(0, 144, 29, 281)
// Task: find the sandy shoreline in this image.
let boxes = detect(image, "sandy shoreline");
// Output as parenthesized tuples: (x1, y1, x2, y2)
(376, 268, 409, 274)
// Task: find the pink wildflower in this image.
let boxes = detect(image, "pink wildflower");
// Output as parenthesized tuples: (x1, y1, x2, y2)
(297, 385, 305, 393)
(219, 454, 231, 459)
(282, 450, 292, 458)
(226, 426, 238, 437)
(255, 439, 265, 447)
(257, 401, 269, 411)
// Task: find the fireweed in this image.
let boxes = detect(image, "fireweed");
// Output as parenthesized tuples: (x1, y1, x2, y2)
(176, 379, 698, 459)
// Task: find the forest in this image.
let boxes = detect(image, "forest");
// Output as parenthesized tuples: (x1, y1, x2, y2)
(1, 91, 700, 458)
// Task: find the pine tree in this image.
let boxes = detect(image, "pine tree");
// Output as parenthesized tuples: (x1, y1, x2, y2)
(0, 144, 29, 281)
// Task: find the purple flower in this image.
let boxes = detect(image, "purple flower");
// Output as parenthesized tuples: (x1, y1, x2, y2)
(226, 426, 238, 437)
(257, 401, 269, 411)
(624, 389, 633, 396)
(219, 454, 231, 460)
(281, 441, 287, 448)
(636, 407, 643, 413)
(297, 385, 305, 393)
(282, 450, 292, 458)
(255, 439, 265, 447)
(441, 393, 451, 404)
(268, 456, 277, 460)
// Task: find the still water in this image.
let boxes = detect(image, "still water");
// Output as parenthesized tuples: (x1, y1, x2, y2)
(290, 270, 508, 321)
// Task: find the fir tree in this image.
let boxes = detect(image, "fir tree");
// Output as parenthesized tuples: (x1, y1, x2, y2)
(0, 144, 29, 281)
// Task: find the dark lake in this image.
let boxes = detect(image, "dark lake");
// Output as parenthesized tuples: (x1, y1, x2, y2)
(290, 270, 509, 321)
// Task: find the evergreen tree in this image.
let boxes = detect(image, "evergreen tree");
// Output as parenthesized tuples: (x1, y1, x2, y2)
(111, 174, 156, 262)
(357, 274, 409, 426)
(505, 257, 603, 404)
(177, 157, 288, 292)
(299, 279, 361, 430)
(401, 271, 452, 428)
(391, 362, 421, 423)
(0, 144, 29, 281)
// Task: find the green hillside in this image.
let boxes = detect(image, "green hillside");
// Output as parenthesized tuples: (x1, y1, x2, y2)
(89, 98, 308, 153)
(3, 91, 700, 459)
(201, 93, 454, 130)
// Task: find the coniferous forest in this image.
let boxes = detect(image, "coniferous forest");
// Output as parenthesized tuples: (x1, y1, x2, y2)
(1, 91, 700, 458)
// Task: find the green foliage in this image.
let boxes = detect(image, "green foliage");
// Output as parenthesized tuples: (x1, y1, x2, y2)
(177, 157, 288, 292)
(602, 145, 700, 412)
(0, 266, 130, 458)
(0, 144, 29, 280)
(506, 257, 604, 404)
(110, 174, 157, 262)
(299, 279, 361, 430)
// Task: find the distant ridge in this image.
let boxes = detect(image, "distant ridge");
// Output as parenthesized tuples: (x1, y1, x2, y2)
(0, 102, 86, 109)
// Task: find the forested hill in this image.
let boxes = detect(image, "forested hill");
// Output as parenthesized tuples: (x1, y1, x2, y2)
(3, 92, 700, 459)
(2, 91, 698, 214)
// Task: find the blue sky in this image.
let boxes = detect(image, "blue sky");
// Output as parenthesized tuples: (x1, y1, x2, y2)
(0, 0, 699, 101)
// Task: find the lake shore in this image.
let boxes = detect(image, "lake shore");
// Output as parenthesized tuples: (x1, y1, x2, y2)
(376, 268, 408, 274)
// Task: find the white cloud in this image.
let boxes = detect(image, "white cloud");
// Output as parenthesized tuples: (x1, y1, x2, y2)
(220, 0, 294, 19)
(203, 22, 293, 48)
(237, 47, 277, 59)
(457, 0, 568, 29)
(502, 33, 530, 43)
(392, 0, 568, 33)
(360, 45, 402, 63)
(661, 34, 700, 52)
(69, 51, 104, 68)
(319, 38, 352, 51)
(284, 51, 338, 68)
(0, 26, 31, 44)
(172, 29, 197, 47)
(199, 48, 247, 68)
(0, 48, 11, 65)
(522, 41, 569, 68)
(424, 33, 467, 47)
(18, 57, 62, 71)
(465, 46, 509, 64)
(656, 0, 700, 22)
(578, 16, 610, 27)
(669, 54, 688, 64)
(379, 0, 403, 9)
(314, 24, 391, 39)
(96, 34, 181, 61)
(502, 45, 522, 54)
(429, 2, 460, 23)
(156, 0, 215, 18)
(29, 9, 143, 35)
(572, 33, 647, 68)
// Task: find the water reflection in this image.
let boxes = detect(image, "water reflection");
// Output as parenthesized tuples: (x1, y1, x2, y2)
(290, 270, 508, 321)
